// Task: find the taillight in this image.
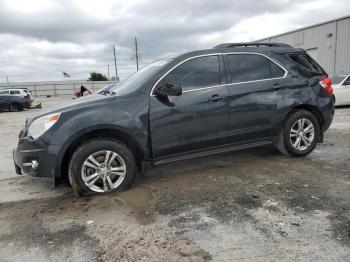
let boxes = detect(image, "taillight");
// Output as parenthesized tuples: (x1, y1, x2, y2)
(319, 77, 333, 94)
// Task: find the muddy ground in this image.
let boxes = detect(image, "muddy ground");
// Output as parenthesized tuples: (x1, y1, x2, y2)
(0, 98, 349, 261)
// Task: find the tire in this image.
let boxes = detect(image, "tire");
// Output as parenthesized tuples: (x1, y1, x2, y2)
(9, 103, 23, 112)
(68, 139, 137, 195)
(276, 109, 320, 157)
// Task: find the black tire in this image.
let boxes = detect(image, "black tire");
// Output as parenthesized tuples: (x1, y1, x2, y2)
(9, 103, 23, 112)
(68, 139, 137, 195)
(276, 110, 321, 157)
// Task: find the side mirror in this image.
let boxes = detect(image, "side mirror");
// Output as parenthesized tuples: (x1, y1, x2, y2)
(154, 82, 182, 97)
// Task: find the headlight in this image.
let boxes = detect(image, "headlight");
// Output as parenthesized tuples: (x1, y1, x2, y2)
(27, 113, 61, 139)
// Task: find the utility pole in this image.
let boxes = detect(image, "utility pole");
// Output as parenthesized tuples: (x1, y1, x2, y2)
(107, 64, 110, 80)
(6, 76, 9, 84)
(113, 45, 118, 79)
(135, 37, 139, 71)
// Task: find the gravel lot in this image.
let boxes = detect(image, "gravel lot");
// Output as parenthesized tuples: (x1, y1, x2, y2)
(0, 97, 349, 261)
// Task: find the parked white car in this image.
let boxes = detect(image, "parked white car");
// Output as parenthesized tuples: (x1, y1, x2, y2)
(330, 74, 350, 106)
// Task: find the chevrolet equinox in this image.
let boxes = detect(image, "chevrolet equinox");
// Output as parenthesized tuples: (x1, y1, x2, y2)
(13, 42, 335, 195)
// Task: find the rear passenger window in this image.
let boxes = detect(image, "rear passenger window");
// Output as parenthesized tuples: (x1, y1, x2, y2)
(0, 90, 8, 95)
(161, 56, 220, 91)
(226, 54, 285, 84)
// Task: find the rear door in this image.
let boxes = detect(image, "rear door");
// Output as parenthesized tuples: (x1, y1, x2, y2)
(149, 55, 230, 161)
(224, 53, 287, 144)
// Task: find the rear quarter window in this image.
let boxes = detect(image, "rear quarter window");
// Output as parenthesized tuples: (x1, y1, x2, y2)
(287, 53, 326, 76)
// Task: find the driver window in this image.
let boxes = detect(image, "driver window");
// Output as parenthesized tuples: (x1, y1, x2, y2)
(160, 56, 220, 91)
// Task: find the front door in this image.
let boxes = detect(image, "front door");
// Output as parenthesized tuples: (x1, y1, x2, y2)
(149, 55, 230, 162)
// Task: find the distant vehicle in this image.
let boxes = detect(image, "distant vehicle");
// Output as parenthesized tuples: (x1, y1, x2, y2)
(0, 88, 33, 111)
(14, 42, 334, 195)
(3, 87, 32, 94)
(330, 74, 350, 106)
(96, 84, 117, 95)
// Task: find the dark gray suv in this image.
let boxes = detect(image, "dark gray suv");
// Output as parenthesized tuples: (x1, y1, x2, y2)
(13, 43, 334, 195)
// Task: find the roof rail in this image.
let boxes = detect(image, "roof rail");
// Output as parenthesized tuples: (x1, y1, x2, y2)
(214, 42, 292, 48)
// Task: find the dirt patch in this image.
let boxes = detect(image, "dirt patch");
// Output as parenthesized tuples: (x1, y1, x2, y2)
(0, 103, 349, 261)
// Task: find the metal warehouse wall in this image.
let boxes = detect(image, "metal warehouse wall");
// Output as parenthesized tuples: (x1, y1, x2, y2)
(0, 80, 118, 97)
(259, 16, 350, 74)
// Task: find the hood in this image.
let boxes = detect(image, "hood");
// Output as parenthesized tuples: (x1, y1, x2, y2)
(27, 94, 114, 126)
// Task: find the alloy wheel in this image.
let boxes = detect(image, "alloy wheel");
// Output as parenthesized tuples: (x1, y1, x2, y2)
(289, 118, 315, 151)
(81, 150, 126, 193)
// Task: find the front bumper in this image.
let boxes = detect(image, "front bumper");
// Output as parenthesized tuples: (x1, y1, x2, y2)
(13, 136, 57, 177)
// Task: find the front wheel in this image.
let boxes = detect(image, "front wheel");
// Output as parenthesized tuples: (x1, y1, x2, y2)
(68, 139, 137, 195)
(276, 110, 321, 157)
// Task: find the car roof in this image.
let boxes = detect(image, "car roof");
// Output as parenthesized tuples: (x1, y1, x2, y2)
(214, 42, 292, 48)
(3, 87, 29, 90)
(176, 42, 304, 60)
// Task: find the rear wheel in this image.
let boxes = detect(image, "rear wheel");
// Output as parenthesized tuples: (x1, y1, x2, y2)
(68, 139, 137, 195)
(9, 103, 23, 112)
(276, 110, 320, 157)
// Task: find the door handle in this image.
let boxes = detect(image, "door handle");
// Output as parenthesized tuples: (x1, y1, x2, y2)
(209, 94, 224, 102)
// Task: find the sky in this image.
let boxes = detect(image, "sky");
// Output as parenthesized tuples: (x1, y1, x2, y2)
(0, 0, 349, 83)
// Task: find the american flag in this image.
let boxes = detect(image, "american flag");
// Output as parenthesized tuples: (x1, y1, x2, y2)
(62, 72, 70, 78)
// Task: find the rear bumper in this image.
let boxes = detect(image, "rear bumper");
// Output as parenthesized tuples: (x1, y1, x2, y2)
(13, 136, 58, 177)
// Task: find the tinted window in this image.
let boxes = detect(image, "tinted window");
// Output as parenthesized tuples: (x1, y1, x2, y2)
(330, 74, 347, 85)
(10, 90, 20, 95)
(161, 56, 220, 91)
(287, 53, 326, 76)
(0, 90, 9, 95)
(344, 76, 350, 85)
(226, 54, 285, 84)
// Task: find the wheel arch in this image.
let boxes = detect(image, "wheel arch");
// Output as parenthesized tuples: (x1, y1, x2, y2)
(283, 104, 324, 143)
(59, 127, 146, 182)
(286, 104, 323, 128)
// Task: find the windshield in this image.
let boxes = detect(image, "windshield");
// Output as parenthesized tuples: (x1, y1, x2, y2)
(330, 74, 347, 85)
(110, 58, 174, 95)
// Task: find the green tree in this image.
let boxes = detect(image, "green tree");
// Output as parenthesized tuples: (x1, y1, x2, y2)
(88, 72, 109, 81)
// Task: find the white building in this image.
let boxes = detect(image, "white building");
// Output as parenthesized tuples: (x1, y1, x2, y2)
(258, 15, 350, 74)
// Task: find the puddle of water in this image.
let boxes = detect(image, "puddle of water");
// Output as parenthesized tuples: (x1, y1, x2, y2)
(112, 186, 154, 225)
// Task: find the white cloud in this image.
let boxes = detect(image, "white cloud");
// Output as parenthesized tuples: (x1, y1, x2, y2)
(0, 0, 349, 82)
